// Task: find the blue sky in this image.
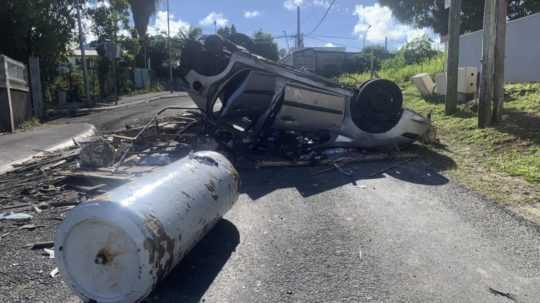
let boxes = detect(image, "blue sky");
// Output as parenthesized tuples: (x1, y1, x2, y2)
(88, 0, 439, 52)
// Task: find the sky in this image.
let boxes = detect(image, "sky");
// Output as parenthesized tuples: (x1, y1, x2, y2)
(88, 0, 441, 52)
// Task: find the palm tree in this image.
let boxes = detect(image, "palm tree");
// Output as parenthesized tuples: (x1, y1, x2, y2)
(127, 0, 159, 68)
(128, 0, 159, 38)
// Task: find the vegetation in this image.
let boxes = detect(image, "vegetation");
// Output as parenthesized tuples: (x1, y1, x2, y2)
(339, 36, 444, 85)
(338, 52, 540, 205)
(127, 0, 159, 38)
(218, 25, 280, 61)
(379, 0, 540, 34)
(0, 0, 77, 101)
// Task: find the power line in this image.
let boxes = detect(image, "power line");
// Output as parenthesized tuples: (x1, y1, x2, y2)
(309, 34, 359, 40)
(306, 0, 337, 36)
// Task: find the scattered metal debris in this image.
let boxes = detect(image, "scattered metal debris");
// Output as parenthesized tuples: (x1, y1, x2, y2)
(27, 241, 54, 250)
(18, 224, 45, 231)
(49, 267, 59, 278)
(43, 248, 55, 259)
(488, 287, 518, 302)
(0, 212, 33, 221)
(79, 137, 116, 168)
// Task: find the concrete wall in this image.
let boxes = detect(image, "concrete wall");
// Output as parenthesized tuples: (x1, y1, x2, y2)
(459, 13, 540, 83)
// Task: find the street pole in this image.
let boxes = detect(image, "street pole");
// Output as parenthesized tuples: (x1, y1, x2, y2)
(479, 0, 497, 128)
(493, 0, 507, 123)
(445, 0, 462, 115)
(297, 6, 302, 49)
(283, 30, 290, 51)
(363, 24, 372, 50)
(76, 0, 91, 105)
(167, 0, 173, 93)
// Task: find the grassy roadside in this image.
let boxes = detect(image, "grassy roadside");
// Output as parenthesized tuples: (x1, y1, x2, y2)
(339, 58, 540, 212)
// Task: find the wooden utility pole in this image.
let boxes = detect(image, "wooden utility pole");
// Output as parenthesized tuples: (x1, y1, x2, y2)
(296, 6, 304, 49)
(478, 0, 497, 128)
(167, 0, 173, 93)
(492, 0, 507, 123)
(29, 57, 44, 119)
(445, 0, 462, 115)
(76, 0, 91, 105)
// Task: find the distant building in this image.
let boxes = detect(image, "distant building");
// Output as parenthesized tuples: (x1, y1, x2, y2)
(68, 49, 99, 67)
(281, 47, 361, 77)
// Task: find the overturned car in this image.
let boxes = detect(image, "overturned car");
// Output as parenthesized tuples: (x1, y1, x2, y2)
(180, 35, 431, 155)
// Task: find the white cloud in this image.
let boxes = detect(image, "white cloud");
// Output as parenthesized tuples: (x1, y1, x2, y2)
(313, 0, 331, 8)
(81, 15, 97, 43)
(244, 10, 261, 19)
(353, 3, 434, 46)
(284, 0, 305, 11)
(324, 42, 336, 47)
(95, 1, 111, 9)
(148, 11, 191, 36)
(199, 12, 229, 27)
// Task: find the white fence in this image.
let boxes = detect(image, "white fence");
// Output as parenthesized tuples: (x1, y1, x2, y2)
(459, 12, 540, 83)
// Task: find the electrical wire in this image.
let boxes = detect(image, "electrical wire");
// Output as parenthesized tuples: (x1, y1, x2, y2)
(306, 0, 338, 36)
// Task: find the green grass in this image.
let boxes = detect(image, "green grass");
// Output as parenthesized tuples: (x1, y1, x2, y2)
(401, 83, 540, 185)
(18, 117, 42, 131)
(339, 58, 540, 205)
(338, 55, 446, 86)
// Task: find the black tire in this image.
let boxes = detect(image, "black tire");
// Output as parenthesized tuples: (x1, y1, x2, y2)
(351, 79, 403, 133)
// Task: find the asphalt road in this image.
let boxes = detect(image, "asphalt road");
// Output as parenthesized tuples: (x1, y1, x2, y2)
(51, 93, 196, 132)
(8, 94, 540, 302)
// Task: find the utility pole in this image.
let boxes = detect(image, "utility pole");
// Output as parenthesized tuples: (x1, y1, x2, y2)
(167, 0, 173, 93)
(76, 0, 91, 105)
(479, 0, 497, 128)
(296, 6, 303, 49)
(384, 36, 388, 51)
(363, 24, 372, 50)
(493, 0, 507, 123)
(445, 0, 462, 115)
(283, 30, 290, 51)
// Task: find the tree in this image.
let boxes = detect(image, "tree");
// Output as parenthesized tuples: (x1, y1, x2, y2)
(402, 35, 439, 65)
(218, 25, 255, 50)
(378, 0, 540, 34)
(89, 0, 131, 98)
(128, 0, 159, 38)
(218, 26, 279, 61)
(252, 31, 280, 61)
(342, 46, 391, 74)
(0, 0, 77, 90)
(88, 0, 130, 43)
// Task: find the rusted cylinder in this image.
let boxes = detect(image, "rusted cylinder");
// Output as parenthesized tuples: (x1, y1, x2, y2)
(54, 151, 240, 303)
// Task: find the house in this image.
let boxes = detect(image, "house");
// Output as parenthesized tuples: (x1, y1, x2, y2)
(281, 47, 361, 77)
(67, 49, 99, 68)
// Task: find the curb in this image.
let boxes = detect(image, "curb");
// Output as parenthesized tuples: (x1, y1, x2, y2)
(71, 93, 187, 114)
(0, 124, 97, 175)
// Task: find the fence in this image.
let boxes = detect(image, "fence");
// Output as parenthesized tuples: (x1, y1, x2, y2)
(459, 12, 540, 83)
(0, 55, 31, 132)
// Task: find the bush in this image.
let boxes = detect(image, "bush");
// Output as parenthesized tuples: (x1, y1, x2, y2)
(338, 54, 445, 86)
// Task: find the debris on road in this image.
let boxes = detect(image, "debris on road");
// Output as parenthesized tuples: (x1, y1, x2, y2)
(27, 241, 54, 250)
(79, 137, 116, 168)
(54, 151, 240, 303)
(0, 36, 440, 303)
(49, 267, 59, 278)
(18, 224, 45, 231)
(42, 248, 55, 259)
(0, 212, 33, 221)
